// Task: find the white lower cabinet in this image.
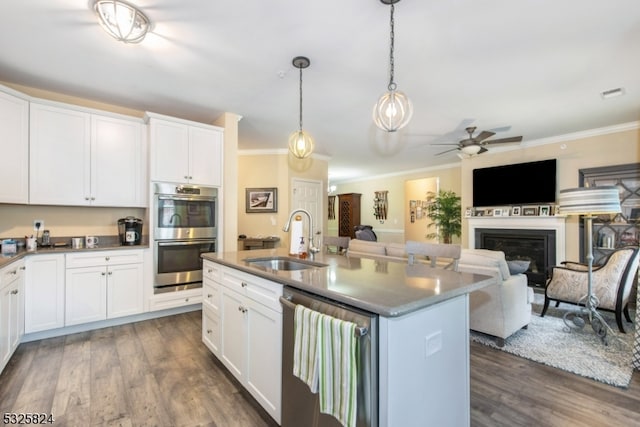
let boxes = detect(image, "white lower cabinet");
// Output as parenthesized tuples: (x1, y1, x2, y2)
(202, 261, 221, 356)
(0, 259, 25, 373)
(65, 250, 144, 326)
(25, 254, 65, 333)
(203, 262, 282, 424)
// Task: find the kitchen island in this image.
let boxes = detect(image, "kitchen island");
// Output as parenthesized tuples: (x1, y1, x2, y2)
(201, 249, 494, 427)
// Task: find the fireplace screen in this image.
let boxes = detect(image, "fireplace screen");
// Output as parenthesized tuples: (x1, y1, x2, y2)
(476, 228, 556, 287)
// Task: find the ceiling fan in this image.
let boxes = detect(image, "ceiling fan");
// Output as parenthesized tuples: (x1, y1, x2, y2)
(432, 126, 523, 157)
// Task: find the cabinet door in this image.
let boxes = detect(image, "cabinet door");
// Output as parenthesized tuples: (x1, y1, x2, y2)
(0, 90, 28, 204)
(65, 267, 107, 326)
(189, 126, 222, 186)
(0, 280, 11, 370)
(25, 254, 66, 333)
(107, 263, 144, 319)
(220, 287, 247, 380)
(9, 269, 25, 354)
(245, 298, 282, 424)
(91, 115, 145, 207)
(149, 118, 190, 183)
(30, 102, 91, 205)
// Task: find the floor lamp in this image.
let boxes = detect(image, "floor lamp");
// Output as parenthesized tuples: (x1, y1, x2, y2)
(558, 186, 621, 344)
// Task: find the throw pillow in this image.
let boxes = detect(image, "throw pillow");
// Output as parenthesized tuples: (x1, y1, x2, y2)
(507, 260, 530, 275)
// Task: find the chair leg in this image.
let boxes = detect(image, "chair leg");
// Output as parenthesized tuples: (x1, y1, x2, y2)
(554, 301, 560, 308)
(541, 296, 551, 317)
(495, 337, 505, 348)
(623, 304, 632, 323)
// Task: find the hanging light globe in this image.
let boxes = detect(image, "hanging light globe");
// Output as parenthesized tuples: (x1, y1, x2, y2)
(373, 0, 413, 132)
(288, 129, 315, 159)
(373, 84, 413, 132)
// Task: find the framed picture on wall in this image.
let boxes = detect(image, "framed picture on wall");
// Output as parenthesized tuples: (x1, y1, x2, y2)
(539, 205, 550, 216)
(522, 206, 539, 216)
(246, 188, 277, 213)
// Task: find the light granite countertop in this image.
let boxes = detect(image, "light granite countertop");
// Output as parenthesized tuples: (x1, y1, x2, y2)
(202, 248, 495, 317)
(0, 237, 149, 269)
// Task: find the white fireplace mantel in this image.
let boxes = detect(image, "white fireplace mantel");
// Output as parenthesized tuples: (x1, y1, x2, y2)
(467, 216, 567, 265)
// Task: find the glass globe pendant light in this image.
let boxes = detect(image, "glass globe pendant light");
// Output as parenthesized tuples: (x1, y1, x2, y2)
(288, 56, 315, 159)
(373, 0, 413, 132)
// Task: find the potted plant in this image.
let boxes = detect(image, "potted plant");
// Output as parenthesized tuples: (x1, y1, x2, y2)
(425, 190, 462, 244)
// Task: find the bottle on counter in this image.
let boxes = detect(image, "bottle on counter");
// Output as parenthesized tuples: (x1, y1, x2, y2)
(298, 237, 307, 259)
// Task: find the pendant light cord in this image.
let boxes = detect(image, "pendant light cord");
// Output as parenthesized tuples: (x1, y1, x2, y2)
(298, 65, 304, 131)
(388, 3, 396, 91)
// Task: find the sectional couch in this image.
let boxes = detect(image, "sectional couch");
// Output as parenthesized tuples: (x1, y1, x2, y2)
(346, 239, 533, 346)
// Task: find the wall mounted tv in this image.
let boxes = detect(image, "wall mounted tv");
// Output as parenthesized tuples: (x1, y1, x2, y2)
(472, 159, 557, 207)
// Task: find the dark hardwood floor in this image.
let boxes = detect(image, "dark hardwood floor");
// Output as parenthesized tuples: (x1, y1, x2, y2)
(1, 310, 639, 426)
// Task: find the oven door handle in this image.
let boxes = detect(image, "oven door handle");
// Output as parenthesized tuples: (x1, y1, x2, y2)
(157, 195, 216, 202)
(157, 240, 216, 247)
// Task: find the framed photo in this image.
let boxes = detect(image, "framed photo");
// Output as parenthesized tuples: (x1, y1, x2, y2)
(512, 206, 521, 216)
(485, 209, 494, 216)
(493, 208, 503, 217)
(465, 207, 473, 218)
(539, 205, 550, 216)
(245, 188, 277, 213)
(522, 206, 538, 216)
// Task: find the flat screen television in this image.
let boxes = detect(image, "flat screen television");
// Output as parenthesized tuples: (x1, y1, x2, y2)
(472, 159, 557, 207)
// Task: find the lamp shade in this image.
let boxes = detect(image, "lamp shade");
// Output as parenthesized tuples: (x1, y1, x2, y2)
(558, 186, 621, 216)
(460, 144, 482, 155)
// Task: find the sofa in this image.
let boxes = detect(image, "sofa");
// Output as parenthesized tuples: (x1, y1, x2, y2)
(347, 240, 533, 346)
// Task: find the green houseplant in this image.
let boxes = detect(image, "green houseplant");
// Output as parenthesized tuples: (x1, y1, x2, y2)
(425, 190, 462, 244)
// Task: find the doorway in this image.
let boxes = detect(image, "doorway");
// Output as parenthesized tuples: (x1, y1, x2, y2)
(291, 178, 323, 239)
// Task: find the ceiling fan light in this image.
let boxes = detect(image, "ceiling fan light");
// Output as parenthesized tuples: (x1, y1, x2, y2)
(94, 0, 150, 43)
(373, 89, 413, 132)
(288, 130, 315, 159)
(461, 145, 482, 155)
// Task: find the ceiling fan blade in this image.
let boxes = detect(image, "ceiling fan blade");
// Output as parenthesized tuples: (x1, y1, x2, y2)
(435, 147, 460, 156)
(474, 130, 495, 142)
(430, 143, 460, 146)
(478, 147, 489, 154)
(485, 136, 523, 145)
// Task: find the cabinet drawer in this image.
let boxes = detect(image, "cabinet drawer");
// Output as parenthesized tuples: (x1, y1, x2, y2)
(1, 259, 25, 286)
(66, 249, 143, 268)
(221, 268, 283, 312)
(203, 260, 221, 282)
(202, 306, 220, 356)
(149, 288, 202, 311)
(203, 278, 220, 315)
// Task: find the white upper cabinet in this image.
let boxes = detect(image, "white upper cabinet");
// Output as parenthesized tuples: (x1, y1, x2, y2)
(29, 101, 146, 207)
(147, 112, 223, 187)
(0, 88, 29, 204)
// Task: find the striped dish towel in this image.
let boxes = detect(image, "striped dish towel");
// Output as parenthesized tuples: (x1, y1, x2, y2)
(293, 304, 322, 392)
(318, 314, 358, 427)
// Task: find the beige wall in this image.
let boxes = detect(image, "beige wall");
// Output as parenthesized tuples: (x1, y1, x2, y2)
(331, 164, 462, 243)
(0, 205, 145, 239)
(237, 152, 328, 249)
(460, 128, 640, 258)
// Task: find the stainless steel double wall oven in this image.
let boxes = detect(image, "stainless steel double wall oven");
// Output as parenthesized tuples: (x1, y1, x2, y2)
(153, 183, 217, 293)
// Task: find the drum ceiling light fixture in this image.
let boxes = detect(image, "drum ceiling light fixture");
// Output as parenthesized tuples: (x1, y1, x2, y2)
(93, 0, 150, 44)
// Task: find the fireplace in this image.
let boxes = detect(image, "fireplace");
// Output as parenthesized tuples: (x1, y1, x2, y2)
(467, 216, 566, 288)
(475, 228, 556, 287)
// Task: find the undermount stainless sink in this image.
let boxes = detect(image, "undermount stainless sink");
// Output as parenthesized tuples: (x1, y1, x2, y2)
(244, 256, 327, 271)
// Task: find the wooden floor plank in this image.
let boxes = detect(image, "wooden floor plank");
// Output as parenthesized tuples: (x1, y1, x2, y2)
(1, 312, 639, 426)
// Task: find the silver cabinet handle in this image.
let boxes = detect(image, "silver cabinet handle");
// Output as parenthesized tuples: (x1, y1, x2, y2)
(185, 298, 190, 302)
(207, 293, 213, 298)
(11, 289, 18, 295)
(241, 282, 247, 288)
(105, 257, 110, 261)
(101, 272, 106, 276)
(108, 271, 113, 275)
(207, 329, 212, 334)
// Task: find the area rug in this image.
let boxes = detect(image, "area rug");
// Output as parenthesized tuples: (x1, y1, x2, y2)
(470, 293, 635, 388)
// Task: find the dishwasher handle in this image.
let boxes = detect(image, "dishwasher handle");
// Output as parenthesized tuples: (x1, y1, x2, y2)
(280, 295, 369, 337)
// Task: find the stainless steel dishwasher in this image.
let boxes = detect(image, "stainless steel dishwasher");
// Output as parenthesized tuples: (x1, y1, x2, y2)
(280, 286, 378, 427)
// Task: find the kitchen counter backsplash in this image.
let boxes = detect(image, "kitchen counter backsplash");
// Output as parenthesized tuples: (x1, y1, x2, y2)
(0, 235, 149, 268)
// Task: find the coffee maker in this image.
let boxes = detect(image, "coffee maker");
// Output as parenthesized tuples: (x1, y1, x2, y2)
(118, 217, 143, 245)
